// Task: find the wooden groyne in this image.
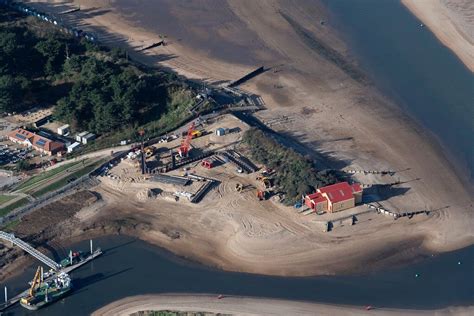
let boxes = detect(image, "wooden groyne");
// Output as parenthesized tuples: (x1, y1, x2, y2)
(368, 204, 430, 219)
(138, 41, 164, 52)
(228, 66, 265, 87)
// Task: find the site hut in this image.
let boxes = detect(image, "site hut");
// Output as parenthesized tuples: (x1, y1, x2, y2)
(76, 131, 88, 143)
(7, 128, 65, 156)
(81, 133, 95, 144)
(33, 115, 52, 128)
(67, 142, 81, 153)
(57, 124, 70, 136)
(215, 128, 226, 136)
(304, 182, 363, 213)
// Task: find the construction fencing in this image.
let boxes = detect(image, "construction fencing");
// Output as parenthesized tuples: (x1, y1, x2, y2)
(0, 175, 99, 227)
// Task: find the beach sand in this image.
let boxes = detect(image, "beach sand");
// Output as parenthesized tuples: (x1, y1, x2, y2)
(20, 0, 474, 277)
(402, 0, 474, 72)
(92, 294, 474, 316)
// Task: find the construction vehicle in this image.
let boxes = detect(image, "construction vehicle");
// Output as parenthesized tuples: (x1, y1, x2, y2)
(181, 126, 203, 139)
(144, 146, 155, 158)
(20, 267, 72, 311)
(256, 176, 272, 189)
(178, 122, 195, 158)
(191, 130, 203, 138)
(257, 190, 268, 201)
(235, 183, 243, 192)
(24, 266, 43, 301)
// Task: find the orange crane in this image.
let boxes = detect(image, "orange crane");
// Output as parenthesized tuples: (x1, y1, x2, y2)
(178, 122, 195, 158)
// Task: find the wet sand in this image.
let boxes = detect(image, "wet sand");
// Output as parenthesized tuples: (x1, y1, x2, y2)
(402, 0, 474, 72)
(21, 0, 474, 277)
(92, 294, 474, 316)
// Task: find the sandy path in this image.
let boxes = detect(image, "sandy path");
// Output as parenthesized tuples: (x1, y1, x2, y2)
(23, 0, 474, 276)
(402, 0, 474, 72)
(92, 294, 474, 316)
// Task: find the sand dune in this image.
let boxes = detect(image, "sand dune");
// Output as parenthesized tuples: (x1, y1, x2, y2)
(402, 0, 474, 72)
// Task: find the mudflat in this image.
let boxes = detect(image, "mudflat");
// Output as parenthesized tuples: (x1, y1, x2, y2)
(22, 0, 474, 277)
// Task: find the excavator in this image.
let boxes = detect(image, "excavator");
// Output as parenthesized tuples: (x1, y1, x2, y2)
(20, 266, 43, 305)
(235, 183, 243, 192)
(144, 146, 155, 158)
(256, 176, 272, 189)
(257, 190, 268, 201)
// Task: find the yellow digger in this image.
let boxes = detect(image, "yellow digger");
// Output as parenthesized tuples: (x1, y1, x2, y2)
(144, 146, 155, 158)
(20, 266, 43, 305)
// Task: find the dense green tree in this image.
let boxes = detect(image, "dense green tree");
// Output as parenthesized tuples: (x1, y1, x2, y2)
(0, 75, 20, 113)
(35, 36, 65, 76)
(243, 128, 338, 202)
(16, 159, 31, 171)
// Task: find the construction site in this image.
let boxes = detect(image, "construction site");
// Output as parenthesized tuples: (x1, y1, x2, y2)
(92, 112, 424, 235)
(99, 114, 264, 207)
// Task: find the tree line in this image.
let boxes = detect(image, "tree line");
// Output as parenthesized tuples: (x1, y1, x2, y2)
(0, 7, 195, 139)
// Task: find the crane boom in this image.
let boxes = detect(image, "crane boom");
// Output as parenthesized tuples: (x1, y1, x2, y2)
(29, 266, 43, 296)
(179, 122, 195, 157)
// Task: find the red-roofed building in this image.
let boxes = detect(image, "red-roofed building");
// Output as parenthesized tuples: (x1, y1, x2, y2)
(304, 192, 328, 213)
(8, 128, 65, 156)
(304, 182, 363, 213)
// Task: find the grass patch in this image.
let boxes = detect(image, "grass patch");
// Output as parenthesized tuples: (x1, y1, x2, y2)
(31, 160, 103, 198)
(0, 194, 16, 205)
(0, 198, 29, 217)
(1, 219, 20, 232)
(14, 160, 83, 192)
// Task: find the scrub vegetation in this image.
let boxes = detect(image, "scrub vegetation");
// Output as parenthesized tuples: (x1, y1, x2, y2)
(0, 6, 198, 143)
(243, 128, 338, 203)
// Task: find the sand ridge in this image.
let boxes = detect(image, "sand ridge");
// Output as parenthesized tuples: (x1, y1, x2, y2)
(402, 0, 474, 72)
(92, 294, 474, 316)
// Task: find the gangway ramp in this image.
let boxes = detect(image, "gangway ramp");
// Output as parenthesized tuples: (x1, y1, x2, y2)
(0, 231, 61, 271)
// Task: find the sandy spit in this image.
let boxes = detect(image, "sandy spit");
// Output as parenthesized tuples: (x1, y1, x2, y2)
(402, 0, 474, 72)
(20, 0, 474, 277)
(92, 294, 474, 316)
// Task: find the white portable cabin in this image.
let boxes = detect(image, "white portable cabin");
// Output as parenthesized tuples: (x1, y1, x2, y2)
(76, 131, 88, 142)
(215, 128, 225, 136)
(67, 142, 81, 153)
(57, 124, 70, 136)
(82, 133, 96, 144)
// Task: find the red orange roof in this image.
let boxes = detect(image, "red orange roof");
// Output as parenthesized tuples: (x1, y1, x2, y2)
(8, 128, 64, 153)
(351, 183, 362, 193)
(305, 192, 328, 204)
(317, 182, 357, 204)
